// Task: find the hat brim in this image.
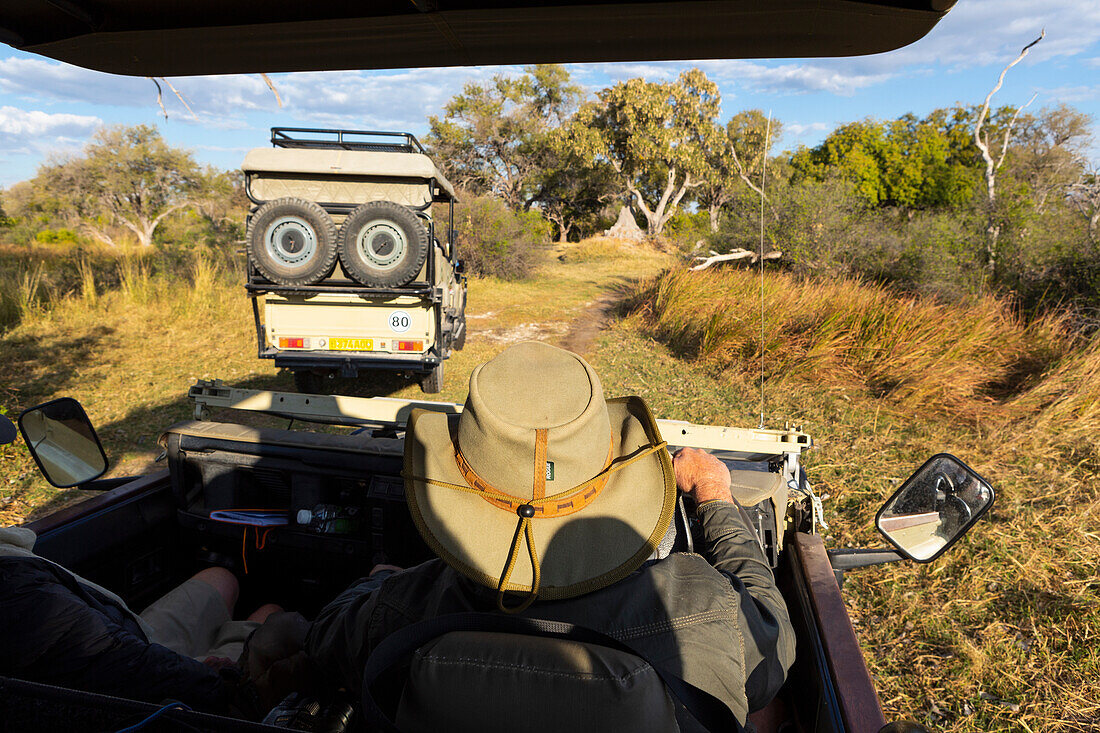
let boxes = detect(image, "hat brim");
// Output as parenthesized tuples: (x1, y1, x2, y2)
(404, 396, 676, 600)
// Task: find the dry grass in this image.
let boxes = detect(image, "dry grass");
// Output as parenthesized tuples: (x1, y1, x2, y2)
(0, 240, 672, 524)
(619, 266, 1100, 732)
(1006, 332, 1100, 463)
(555, 236, 652, 263)
(627, 268, 1073, 416)
(2, 244, 1097, 731)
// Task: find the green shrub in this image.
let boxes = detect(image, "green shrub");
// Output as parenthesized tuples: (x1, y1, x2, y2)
(34, 228, 81, 244)
(663, 210, 713, 254)
(453, 196, 548, 280)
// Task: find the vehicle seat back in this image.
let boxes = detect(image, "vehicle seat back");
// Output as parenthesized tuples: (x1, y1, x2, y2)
(394, 630, 679, 733)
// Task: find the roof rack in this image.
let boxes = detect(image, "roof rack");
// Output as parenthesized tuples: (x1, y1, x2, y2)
(270, 127, 426, 154)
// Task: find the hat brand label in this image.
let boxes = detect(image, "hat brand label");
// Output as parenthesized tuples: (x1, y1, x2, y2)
(545, 461, 555, 481)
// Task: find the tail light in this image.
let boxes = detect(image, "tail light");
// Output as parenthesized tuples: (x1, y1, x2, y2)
(278, 337, 305, 349)
(394, 340, 423, 352)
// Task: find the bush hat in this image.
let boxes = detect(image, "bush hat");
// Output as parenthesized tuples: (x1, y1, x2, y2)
(403, 342, 676, 612)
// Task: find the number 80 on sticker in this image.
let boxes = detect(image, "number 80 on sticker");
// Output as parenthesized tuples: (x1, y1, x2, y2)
(389, 311, 411, 333)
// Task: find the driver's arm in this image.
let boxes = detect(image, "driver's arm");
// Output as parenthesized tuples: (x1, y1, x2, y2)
(673, 448, 797, 712)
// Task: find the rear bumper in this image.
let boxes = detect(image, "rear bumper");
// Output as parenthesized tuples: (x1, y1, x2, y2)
(264, 348, 440, 375)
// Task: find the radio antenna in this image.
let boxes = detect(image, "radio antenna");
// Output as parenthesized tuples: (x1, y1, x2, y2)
(758, 111, 772, 430)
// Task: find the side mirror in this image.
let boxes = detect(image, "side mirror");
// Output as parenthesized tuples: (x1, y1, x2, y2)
(876, 453, 993, 563)
(18, 398, 108, 488)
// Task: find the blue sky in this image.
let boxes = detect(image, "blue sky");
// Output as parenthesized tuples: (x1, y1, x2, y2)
(1, 0, 1098, 188)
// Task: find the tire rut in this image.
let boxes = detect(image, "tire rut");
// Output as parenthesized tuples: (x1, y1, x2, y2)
(558, 293, 620, 357)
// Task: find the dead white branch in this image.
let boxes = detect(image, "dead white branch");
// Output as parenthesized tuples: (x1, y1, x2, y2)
(691, 248, 781, 270)
(162, 78, 199, 120)
(148, 77, 168, 120)
(973, 30, 1044, 276)
(260, 73, 284, 107)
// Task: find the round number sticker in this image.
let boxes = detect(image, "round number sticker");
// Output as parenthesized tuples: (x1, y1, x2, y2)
(389, 310, 411, 333)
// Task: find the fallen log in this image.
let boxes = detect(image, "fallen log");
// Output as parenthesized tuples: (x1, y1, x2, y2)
(690, 248, 782, 271)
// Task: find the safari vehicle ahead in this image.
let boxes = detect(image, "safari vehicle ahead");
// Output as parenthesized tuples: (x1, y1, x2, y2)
(2, 384, 993, 732)
(243, 128, 466, 394)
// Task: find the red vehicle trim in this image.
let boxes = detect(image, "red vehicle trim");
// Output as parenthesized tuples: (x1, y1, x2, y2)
(25, 470, 171, 536)
(792, 532, 886, 733)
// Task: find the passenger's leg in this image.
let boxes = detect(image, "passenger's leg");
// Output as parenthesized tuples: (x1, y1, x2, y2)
(247, 603, 284, 624)
(190, 567, 239, 614)
(141, 568, 238, 657)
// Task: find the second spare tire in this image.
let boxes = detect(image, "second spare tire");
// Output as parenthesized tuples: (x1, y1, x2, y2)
(247, 197, 338, 286)
(338, 201, 429, 287)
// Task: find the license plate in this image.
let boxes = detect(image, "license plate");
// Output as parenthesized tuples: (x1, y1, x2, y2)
(328, 338, 374, 351)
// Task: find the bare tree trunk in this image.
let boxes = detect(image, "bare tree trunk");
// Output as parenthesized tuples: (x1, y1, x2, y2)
(973, 31, 1043, 280)
(79, 224, 118, 248)
(120, 204, 187, 247)
(555, 217, 572, 243)
(709, 204, 720, 233)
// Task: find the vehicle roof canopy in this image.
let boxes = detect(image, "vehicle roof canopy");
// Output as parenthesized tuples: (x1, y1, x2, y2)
(242, 148, 458, 202)
(0, 1, 956, 77)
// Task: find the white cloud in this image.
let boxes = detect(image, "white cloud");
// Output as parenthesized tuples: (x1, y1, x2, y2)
(1037, 84, 1100, 103)
(0, 106, 100, 155)
(0, 57, 149, 105)
(573, 58, 891, 98)
(900, 0, 1100, 69)
(784, 121, 829, 138)
(0, 54, 516, 133)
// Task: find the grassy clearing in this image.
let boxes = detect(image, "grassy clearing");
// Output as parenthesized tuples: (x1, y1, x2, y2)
(2, 241, 1096, 730)
(0, 239, 670, 523)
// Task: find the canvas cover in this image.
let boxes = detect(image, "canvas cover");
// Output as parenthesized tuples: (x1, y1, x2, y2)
(1, 1, 956, 77)
(242, 148, 456, 201)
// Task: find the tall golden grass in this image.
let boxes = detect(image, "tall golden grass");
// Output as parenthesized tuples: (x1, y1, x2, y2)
(1008, 331, 1100, 460)
(627, 268, 1077, 416)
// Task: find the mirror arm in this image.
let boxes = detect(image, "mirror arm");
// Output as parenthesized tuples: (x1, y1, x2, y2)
(827, 548, 905, 571)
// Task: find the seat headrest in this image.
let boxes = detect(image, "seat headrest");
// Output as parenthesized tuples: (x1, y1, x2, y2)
(395, 630, 679, 733)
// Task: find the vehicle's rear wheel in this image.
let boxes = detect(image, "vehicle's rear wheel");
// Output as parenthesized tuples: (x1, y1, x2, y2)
(338, 201, 429, 288)
(247, 198, 338, 285)
(420, 362, 444, 394)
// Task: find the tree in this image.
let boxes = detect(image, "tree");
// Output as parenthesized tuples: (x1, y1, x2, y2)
(565, 69, 719, 237)
(1068, 167, 1100, 241)
(426, 65, 583, 210)
(696, 110, 782, 232)
(528, 129, 617, 242)
(1008, 103, 1092, 214)
(790, 110, 979, 211)
(28, 125, 202, 247)
(972, 31, 1044, 277)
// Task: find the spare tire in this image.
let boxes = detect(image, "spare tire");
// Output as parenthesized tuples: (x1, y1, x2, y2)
(337, 201, 429, 287)
(247, 198, 338, 286)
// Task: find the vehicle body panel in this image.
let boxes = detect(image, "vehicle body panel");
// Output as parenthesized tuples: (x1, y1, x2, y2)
(264, 292, 435, 357)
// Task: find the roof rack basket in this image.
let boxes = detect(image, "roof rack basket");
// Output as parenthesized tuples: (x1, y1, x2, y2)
(270, 127, 425, 154)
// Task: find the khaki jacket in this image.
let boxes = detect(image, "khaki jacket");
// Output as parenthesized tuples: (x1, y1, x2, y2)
(307, 501, 796, 726)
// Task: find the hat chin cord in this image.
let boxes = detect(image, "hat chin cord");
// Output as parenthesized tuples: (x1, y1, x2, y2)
(406, 438, 668, 614)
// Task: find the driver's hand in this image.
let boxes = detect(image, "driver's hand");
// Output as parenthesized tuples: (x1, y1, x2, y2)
(673, 448, 733, 506)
